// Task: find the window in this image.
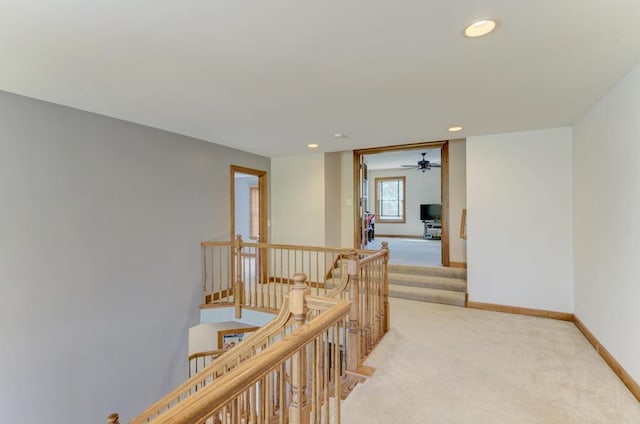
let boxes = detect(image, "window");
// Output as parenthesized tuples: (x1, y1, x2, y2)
(375, 176, 406, 223)
(249, 186, 259, 240)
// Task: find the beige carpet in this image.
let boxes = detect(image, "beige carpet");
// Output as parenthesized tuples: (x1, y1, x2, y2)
(366, 237, 441, 267)
(341, 298, 640, 423)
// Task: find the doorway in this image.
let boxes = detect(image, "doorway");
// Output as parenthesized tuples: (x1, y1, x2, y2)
(230, 165, 267, 243)
(353, 141, 450, 267)
(230, 165, 268, 288)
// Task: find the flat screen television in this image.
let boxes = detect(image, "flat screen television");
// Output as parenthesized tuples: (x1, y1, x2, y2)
(420, 204, 441, 221)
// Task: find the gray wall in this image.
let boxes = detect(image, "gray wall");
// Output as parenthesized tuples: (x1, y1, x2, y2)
(0, 90, 270, 423)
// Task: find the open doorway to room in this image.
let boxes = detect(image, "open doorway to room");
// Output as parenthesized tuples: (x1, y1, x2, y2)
(354, 141, 451, 267)
(230, 166, 267, 243)
(230, 165, 268, 285)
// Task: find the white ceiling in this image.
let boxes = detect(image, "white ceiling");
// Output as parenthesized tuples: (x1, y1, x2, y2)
(1, 1, 639, 158)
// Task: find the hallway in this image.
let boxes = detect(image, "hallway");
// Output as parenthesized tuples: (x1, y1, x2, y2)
(341, 298, 640, 423)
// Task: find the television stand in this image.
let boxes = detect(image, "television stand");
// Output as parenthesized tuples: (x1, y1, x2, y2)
(423, 220, 442, 240)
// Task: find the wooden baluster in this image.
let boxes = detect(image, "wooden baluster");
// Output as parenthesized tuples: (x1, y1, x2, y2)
(107, 413, 119, 424)
(362, 265, 371, 356)
(203, 246, 208, 304)
(235, 235, 244, 318)
(333, 320, 342, 423)
(381, 241, 390, 333)
(289, 273, 310, 424)
(376, 258, 383, 342)
(217, 246, 221, 302)
(258, 245, 264, 308)
(346, 250, 360, 375)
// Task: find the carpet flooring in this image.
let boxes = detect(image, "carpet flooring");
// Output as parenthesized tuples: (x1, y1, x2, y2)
(341, 298, 640, 423)
(365, 237, 442, 267)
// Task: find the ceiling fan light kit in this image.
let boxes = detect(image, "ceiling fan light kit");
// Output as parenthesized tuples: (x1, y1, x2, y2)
(401, 152, 441, 172)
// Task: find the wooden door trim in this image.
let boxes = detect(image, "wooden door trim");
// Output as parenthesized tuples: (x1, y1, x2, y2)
(440, 142, 450, 266)
(357, 140, 448, 155)
(230, 165, 267, 244)
(353, 139, 450, 266)
(352, 153, 362, 249)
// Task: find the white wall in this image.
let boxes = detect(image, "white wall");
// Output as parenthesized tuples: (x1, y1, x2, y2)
(448, 139, 467, 263)
(0, 90, 270, 423)
(573, 64, 640, 384)
(188, 321, 259, 354)
(271, 154, 325, 246)
(467, 127, 574, 312)
(324, 153, 342, 247)
(271, 151, 356, 249)
(368, 168, 440, 236)
(340, 151, 355, 248)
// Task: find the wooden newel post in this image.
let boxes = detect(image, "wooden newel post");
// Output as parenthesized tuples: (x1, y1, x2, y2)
(234, 234, 244, 319)
(381, 241, 390, 333)
(289, 273, 310, 424)
(346, 250, 361, 374)
(107, 413, 120, 424)
(289, 272, 309, 324)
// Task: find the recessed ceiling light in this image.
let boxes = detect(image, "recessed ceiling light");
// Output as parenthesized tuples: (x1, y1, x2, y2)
(332, 133, 348, 139)
(308, 143, 319, 149)
(463, 18, 498, 38)
(448, 126, 463, 132)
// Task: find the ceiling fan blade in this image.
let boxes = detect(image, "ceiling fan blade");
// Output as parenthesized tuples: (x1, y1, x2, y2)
(400, 165, 418, 167)
(430, 164, 442, 168)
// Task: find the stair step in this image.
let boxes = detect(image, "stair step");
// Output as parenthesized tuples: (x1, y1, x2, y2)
(388, 285, 466, 307)
(388, 264, 466, 279)
(388, 273, 466, 292)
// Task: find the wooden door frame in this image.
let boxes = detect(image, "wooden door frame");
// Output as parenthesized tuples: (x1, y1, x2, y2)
(230, 165, 268, 244)
(230, 165, 268, 290)
(353, 140, 451, 266)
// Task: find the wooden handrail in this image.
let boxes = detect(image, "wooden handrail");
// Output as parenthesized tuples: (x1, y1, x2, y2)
(187, 349, 226, 362)
(149, 297, 351, 424)
(202, 240, 233, 248)
(324, 252, 348, 281)
(200, 240, 234, 247)
(202, 239, 378, 257)
(202, 240, 345, 253)
(358, 249, 388, 267)
(132, 297, 294, 423)
(128, 242, 391, 424)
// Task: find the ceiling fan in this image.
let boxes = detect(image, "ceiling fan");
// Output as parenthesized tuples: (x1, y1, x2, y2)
(401, 152, 441, 172)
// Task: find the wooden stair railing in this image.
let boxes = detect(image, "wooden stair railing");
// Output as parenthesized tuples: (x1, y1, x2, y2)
(116, 241, 390, 423)
(201, 238, 388, 316)
(148, 285, 351, 424)
(125, 273, 352, 424)
(188, 349, 226, 378)
(131, 296, 298, 423)
(198, 240, 390, 388)
(202, 237, 354, 315)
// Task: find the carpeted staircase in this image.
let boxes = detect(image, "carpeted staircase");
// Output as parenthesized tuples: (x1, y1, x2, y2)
(388, 264, 467, 307)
